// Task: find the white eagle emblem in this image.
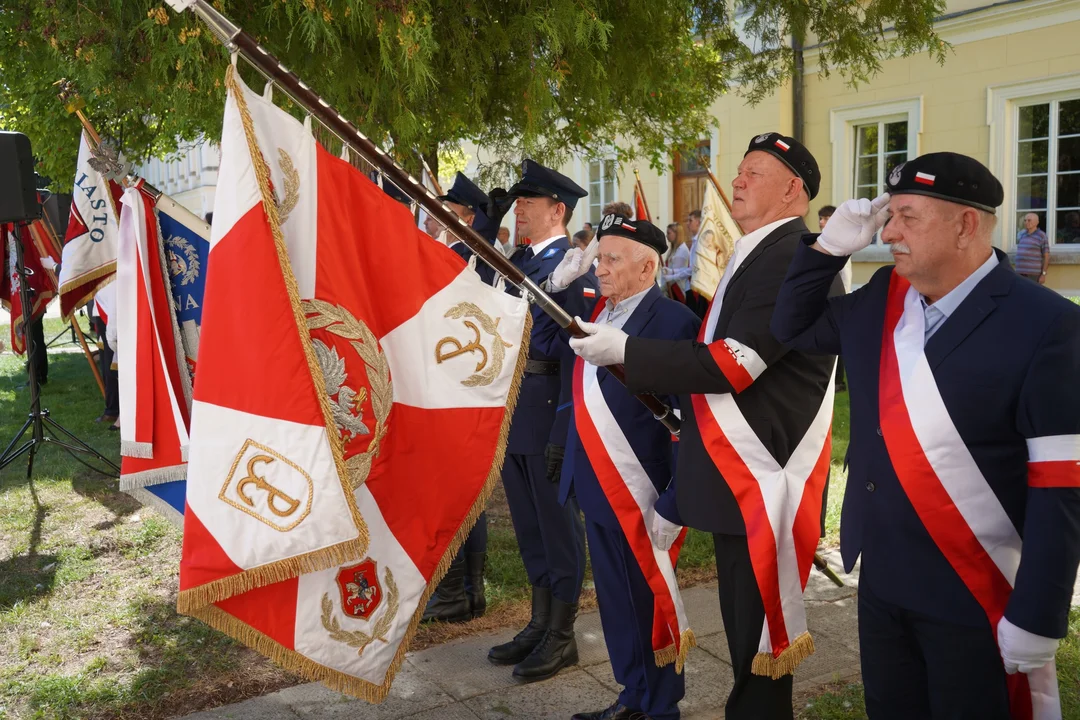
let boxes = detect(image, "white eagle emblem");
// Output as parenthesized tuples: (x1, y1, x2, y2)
(754, 133, 771, 144)
(889, 162, 905, 187)
(166, 235, 200, 286)
(313, 339, 371, 441)
(600, 214, 616, 231)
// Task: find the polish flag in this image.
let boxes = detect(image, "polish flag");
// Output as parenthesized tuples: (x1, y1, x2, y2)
(915, 172, 936, 186)
(179, 68, 530, 702)
(774, 139, 791, 151)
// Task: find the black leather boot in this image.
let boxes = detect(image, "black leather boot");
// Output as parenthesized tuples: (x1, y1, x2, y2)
(488, 586, 550, 665)
(421, 554, 471, 623)
(512, 596, 579, 682)
(465, 552, 487, 619)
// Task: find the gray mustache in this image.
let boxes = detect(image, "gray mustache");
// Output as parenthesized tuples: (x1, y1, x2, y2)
(890, 243, 911, 255)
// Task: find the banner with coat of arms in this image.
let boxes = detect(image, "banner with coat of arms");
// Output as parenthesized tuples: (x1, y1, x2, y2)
(177, 66, 530, 703)
(690, 176, 741, 301)
(157, 194, 210, 379)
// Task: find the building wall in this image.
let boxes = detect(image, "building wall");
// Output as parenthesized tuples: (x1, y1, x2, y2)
(137, 141, 220, 221)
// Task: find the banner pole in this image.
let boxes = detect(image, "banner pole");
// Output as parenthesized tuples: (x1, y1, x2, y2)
(72, 315, 106, 399)
(633, 168, 652, 222)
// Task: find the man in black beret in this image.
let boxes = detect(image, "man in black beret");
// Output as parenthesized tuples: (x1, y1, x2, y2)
(534, 215, 700, 720)
(772, 151, 1079, 719)
(569, 134, 842, 719)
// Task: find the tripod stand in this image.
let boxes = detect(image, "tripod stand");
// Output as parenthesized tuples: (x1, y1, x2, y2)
(0, 221, 119, 480)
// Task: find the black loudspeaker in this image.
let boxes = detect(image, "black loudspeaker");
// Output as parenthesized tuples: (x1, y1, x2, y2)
(0, 131, 41, 224)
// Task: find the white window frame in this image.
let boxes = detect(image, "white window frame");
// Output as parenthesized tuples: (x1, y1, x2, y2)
(988, 73, 1080, 252)
(829, 98, 923, 207)
(585, 157, 619, 226)
(852, 119, 910, 200)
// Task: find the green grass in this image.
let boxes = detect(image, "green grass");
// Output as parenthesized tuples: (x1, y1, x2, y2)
(0, 312, 96, 355)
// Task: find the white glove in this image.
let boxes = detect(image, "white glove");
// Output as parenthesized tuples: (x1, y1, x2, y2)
(998, 616, 1059, 674)
(549, 240, 600, 291)
(568, 317, 628, 366)
(651, 510, 683, 552)
(816, 193, 891, 256)
(40, 257, 57, 272)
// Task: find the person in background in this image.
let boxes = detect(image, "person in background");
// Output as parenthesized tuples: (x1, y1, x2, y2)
(583, 222, 595, 241)
(603, 201, 634, 219)
(818, 205, 849, 390)
(571, 230, 591, 252)
(423, 213, 447, 245)
(1058, 210, 1080, 245)
(91, 284, 120, 431)
(497, 226, 514, 256)
(661, 222, 690, 303)
(1015, 212, 1049, 284)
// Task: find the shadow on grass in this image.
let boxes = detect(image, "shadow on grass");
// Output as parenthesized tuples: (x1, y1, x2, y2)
(24, 592, 295, 720)
(0, 477, 58, 608)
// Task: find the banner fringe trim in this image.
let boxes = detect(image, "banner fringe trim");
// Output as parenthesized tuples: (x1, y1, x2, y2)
(654, 628, 697, 674)
(120, 463, 187, 490)
(123, 487, 185, 528)
(121, 441, 154, 459)
(59, 263, 117, 321)
(751, 631, 815, 679)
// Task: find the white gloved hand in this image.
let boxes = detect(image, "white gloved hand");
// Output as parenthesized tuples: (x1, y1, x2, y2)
(549, 240, 600, 291)
(998, 616, 1060, 674)
(40, 257, 57, 272)
(651, 510, 683, 552)
(568, 317, 628, 366)
(816, 193, 891, 256)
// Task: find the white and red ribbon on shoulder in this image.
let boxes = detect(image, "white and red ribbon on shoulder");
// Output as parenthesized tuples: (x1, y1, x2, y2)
(879, 271, 1061, 720)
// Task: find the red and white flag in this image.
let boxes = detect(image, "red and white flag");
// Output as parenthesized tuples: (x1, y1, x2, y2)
(179, 67, 529, 703)
(2, 222, 57, 354)
(116, 186, 192, 492)
(58, 133, 123, 319)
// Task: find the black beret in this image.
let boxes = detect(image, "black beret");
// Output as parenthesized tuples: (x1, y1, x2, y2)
(438, 172, 488, 212)
(885, 152, 1004, 213)
(744, 132, 821, 200)
(509, 159, 588, 211)
(596, 214, 667, 257)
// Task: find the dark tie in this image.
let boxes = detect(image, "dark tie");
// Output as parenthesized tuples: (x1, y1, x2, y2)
(523, 246, 535, 262)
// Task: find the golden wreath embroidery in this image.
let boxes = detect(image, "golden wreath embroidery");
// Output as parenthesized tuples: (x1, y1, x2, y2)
(276, 147, 300, 225)
(438, 302, 514, 388)
(320, 564, 398, 656)
(302, 299, 392, 491)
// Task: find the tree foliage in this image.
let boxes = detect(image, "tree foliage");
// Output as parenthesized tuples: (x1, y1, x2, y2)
(0, 0, 947, 187)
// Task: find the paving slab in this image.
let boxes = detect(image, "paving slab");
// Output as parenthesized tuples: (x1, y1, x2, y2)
(463, 669, 615, 720)
(287, 659, 457, 720)
(404, 703, 484, 720)
(408, 630, 521, 700)
(575, 610, 612, 667)
(681, 584, 723, 637)
(806, 597, 861, 654)
(793, 633, 862, 690)
(179, 696, 302, 720)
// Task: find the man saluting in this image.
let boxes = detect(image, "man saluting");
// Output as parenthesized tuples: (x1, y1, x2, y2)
(772, 152, 1080, 719)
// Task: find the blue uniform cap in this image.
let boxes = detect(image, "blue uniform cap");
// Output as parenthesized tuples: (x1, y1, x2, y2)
(438, 172, 488, 212)
(509, 159, 588, 211)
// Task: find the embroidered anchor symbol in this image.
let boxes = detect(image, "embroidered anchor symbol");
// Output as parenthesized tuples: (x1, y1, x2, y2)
(236, 455, 301, 518)
(436, 321, 489, 372)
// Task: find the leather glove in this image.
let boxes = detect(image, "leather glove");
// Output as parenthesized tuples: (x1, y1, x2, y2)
(550, 240, 600, 291)
(568, 317, 628, 366)
(651, 509, 683, 552)
(816, 193, 891, 256)
(998, 616, 1059, 674)
(483, 188, 515, 227)
(544, 443, 565, 484)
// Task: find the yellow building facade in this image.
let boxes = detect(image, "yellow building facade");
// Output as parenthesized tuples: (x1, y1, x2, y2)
(555, 0, 1080, 294)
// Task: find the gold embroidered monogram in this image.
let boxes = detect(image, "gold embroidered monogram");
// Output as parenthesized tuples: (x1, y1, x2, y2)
(302, 300, 391, 491)
(438, 302, 514, 387)
(321, 561, 399, 656)
(219, 439, 314, 531)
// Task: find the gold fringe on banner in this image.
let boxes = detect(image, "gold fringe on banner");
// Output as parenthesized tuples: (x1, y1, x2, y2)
(751, 631, 816, 679)
(58, 262, 117, 321)
(185, 312, 532, 702)
(654, 628, 697, 674)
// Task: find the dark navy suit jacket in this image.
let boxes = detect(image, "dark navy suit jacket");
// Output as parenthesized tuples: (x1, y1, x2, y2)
(534, 284, 700, 528)
(772, 241, 1080, 638)
(504, 236, 599, 455)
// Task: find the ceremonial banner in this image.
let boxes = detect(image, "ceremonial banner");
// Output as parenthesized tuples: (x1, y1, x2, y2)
(689, 179, 740, 301)
(634, 175, 651, 222)
(116, 187, 193, 526)
(159, 184, 211, 379)
(179, 68, 530, 702)
(58, 132, 123, 319)
(2, 222, 57, 354)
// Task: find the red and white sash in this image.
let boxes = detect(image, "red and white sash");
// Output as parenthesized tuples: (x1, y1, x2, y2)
(691, 292, 835, 678)
(572, 304, 695, 671)
(879, 271, 1060, 720)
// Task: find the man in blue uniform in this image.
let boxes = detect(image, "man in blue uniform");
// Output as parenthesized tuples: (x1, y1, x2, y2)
(534, 215, 700, 720)
(488, 159, 596, 682)
(772, 152, 1080, 719)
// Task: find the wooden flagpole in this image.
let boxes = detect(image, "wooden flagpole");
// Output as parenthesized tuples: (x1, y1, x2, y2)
(633, 168, 652, 222)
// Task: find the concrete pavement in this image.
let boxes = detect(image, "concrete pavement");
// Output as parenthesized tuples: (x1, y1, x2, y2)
(180, 550, 863, 720)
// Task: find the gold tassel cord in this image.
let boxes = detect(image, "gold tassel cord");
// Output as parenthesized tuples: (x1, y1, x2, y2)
(653, 628, 697, 675)
(223, 64, 370, 563)
(750, 631, 816, 680)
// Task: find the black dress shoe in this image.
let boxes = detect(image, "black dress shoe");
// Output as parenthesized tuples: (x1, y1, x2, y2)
(571, 702, 642, 720)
